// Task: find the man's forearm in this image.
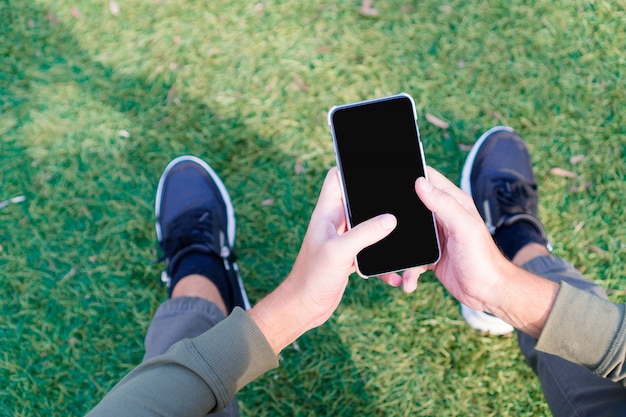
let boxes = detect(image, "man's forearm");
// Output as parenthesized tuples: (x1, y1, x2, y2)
(248, 275, 318, 355)
(485, 263, 560, 339)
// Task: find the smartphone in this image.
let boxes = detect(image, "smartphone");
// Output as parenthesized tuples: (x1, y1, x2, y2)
(328, 93, 440, 277)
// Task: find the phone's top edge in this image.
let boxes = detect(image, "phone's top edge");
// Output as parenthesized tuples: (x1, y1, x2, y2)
(327, 104, 339, 126)
(327, 92, 417, 124)
(333, 92, 414, 108)
(398, 92, 418, 121)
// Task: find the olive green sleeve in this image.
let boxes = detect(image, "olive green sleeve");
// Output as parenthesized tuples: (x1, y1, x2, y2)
(536, 282, 626, 385)
(86, 308, 279, 417)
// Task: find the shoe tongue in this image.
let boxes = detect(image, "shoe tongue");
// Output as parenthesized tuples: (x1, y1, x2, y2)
(163, 208, 218, 257)
(495, 168, 529, 182)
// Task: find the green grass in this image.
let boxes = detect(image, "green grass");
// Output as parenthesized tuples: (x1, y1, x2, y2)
(1, 0, 624, 415)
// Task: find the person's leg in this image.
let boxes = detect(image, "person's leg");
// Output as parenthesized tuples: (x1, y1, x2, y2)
(511, 246, 626, 417)
(143, 277, 241, 417)
(460, 127, 626, 416)
(143, 155, 252, 417)
(143, 275, 228, 361)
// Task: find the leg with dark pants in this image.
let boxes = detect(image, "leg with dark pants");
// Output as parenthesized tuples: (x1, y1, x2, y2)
(142, 295, 240, 417)
(143, 296, 227, 361)
(518, 255, 626, 417)
(459, 127, 626, 416)
(147, 155, 253, 416)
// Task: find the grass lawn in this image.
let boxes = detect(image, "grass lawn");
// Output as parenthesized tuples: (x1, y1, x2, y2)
(1, 0, 624, 415)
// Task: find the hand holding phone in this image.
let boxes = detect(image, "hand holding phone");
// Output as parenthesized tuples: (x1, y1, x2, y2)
(328, 93, 440, 277)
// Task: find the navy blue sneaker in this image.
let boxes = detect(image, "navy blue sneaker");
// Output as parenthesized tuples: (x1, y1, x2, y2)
(155, 155, 251, 312)
(461, 126, 548, 241)
(459, 126, 549, 335)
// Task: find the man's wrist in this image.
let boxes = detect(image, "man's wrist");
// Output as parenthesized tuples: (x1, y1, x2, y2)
(484, 263, 559, 338)
(247, 276, 312, 355)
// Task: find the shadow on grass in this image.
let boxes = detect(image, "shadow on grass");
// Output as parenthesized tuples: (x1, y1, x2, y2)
(1, 3, 394, 416)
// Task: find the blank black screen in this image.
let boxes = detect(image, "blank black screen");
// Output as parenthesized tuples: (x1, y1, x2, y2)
(330, 95, 439, 276)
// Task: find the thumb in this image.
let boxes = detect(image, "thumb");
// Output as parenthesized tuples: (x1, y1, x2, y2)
(337, 214, 397, 256)
(415, 177, 476, 231)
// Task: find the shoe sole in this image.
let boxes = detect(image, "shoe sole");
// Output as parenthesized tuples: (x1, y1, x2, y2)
(460, 304, 514, 335)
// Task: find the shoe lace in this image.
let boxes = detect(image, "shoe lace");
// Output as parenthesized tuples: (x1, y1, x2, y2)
(156, 208, 239, 289)
(494, 179, 538, 216)
(158, 208, 234, 263)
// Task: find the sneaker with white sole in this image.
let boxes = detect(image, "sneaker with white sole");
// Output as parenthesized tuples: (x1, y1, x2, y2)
(155, 155, 251, 312)
(458, 126, 550, 335)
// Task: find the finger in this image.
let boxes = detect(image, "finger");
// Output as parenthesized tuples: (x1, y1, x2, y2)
(377, 272, 403, 287)
(336, 213, 397, 256)
(379, 265, 426, 292)
(424, 167, 479, 214)
(310, 168, 348, 231)
(415, 176, 483, 233)
(400, 267, 426, 293)
(313, 167, 344, 215)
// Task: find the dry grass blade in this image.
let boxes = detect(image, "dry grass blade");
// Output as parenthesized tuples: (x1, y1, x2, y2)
(359, 0, 379, 17)
(549, 167, 577, 178)
(425, 113, 450, 129)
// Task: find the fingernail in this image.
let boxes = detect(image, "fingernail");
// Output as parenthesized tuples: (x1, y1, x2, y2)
(379, 213, 397, 230)
(418, 177, 433, 193)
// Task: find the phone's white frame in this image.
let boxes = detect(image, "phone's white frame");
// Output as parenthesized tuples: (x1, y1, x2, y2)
(327, 92, 441, 278)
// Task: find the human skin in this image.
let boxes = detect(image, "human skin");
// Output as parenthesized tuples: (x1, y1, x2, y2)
(378, 167, 559, 339)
